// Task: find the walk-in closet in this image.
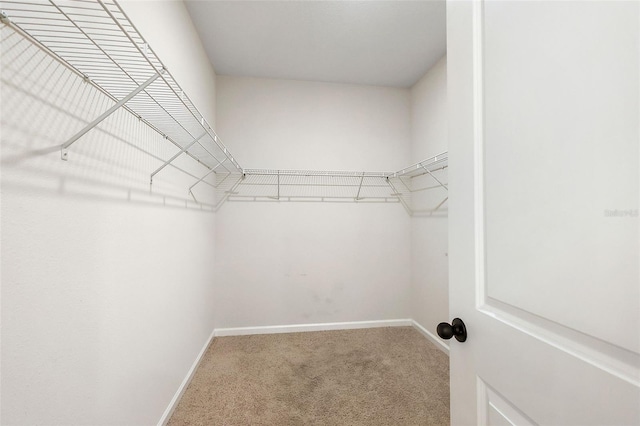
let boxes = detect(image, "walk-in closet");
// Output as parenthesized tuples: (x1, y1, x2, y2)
(2, 0, 450, 424)
(2, 1, 638, 425)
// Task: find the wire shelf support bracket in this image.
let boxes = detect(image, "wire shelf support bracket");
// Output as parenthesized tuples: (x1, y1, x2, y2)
(0, 1, 448, 215)
(150, 131, 206, 184)
(385, 152, 449, 215)
(61, 69, 164, 161)
(229, 169, 402, 205)
(0, 0, 243, 199)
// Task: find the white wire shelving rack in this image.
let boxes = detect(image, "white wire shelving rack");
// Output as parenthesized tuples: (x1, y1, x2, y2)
(228, 152, 448, 214)
(0, 0, 242, 208)
(228, 169, 399, 204)
(385, 152, 448, 215)
(0, 0, 448, 215)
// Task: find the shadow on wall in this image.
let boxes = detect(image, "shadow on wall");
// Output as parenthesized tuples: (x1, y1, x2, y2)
(409, 170, 449, 217)
(412, 209, 448, 218)
(1, 26, 228, 212)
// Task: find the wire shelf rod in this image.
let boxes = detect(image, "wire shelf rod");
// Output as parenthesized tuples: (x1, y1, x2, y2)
(192, 137, 233, 174)
(188, 158, 229, 192)
(237, 182, 390, 188)
(384, 177, 412, 215)
(395, 175, 412, 194)
(212, 171, 233, 190)
(227, 196, 401, 203)
(434, 197, 448, 211)
(243, 169, 391, 178)
(150, 131, 206, 182)
(2, 0, 243, 177)
(421, 163, 448, 191)
(211, 175, 245, 209)
(408, 183, 450, 194)
(2, 2, 451, 213)
(49, 0, 143, 88)
(405, 164, 448, 179)
(60, 69, 162, 159)
(355, 173, 365, 200)
(386, 151, 448, 178)
(2, 9, 191, 164)
(98, 0, 241, 172)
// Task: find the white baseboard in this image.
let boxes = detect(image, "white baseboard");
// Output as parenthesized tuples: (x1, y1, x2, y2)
(214, 319, 413, 337)
(411, 320, 449, 354)
(214, 319, 449, 355)
(157, 328, 216, 426)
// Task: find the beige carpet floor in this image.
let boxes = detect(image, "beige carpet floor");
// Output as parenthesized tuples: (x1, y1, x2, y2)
(168, 327, 450, 425)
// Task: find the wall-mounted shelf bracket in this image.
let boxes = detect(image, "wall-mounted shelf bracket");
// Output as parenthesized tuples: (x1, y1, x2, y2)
(227, 170, 397, 204)
(188, 158, 229, 193)
(277, 171, 281, 200)
(385, 177, 412, 214)
(434, 196, 448, 211)
(2, 0, 243, 208)
(384, 152, 449, 215)
(1, 0, 445, 215)
(355, 173, 365, 200)
(421, 164, 448, 191)
(150, 131, 207, 184)
(189, 170, 244, 209)
(60, 70, 163, 161)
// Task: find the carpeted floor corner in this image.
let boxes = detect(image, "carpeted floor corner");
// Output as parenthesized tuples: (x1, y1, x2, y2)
(168, 327, 450, 425)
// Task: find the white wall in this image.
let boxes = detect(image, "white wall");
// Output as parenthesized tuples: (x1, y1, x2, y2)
(1, 2, 218, 424)
(1, 2, 448, 422)
(409, 57, 449, 344)
(214, 76, 412, 328)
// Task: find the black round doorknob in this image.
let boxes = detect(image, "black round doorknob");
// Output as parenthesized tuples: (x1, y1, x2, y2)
(437, 318, 467, 342)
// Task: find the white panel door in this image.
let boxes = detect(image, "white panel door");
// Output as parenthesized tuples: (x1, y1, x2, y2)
(447, 1, 639, 424)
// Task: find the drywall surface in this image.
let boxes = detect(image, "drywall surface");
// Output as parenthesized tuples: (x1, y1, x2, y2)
(1, 2, 218, 425)
(409, 56, 449, 344)
(215, 76, 412, 327)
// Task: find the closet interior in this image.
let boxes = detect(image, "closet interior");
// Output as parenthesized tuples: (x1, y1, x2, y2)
(0, 1, 449, 424)
(1, 0, 447, 214)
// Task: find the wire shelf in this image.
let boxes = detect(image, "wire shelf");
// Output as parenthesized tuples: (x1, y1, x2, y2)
(228, 169, 399, 203)
(386, 152, 448, 214)
(0, 0, 242, 206)
(0, 0, 448, 214)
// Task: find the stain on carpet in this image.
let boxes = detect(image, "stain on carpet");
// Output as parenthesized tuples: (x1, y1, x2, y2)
(168, 327, 449, 425)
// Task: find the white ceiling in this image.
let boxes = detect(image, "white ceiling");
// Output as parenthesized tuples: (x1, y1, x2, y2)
(185, 1, 446, 88)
